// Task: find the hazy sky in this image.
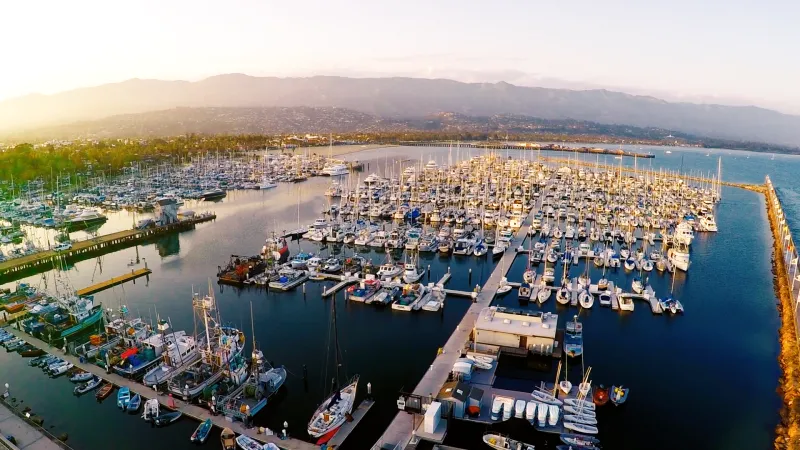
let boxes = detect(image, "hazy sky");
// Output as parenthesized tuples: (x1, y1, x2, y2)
(3, 0, 799, 113)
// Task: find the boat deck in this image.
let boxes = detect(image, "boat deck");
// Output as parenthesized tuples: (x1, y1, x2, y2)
(75, 268, 152, 297)
(374, 209, 535, 450)
(2, 326, 317, 450)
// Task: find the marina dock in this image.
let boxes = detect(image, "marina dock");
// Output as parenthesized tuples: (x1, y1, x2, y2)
(374, 209, 535, 450)
(75, 268, 152, 297)
(327, 399, 375, 447)
(2, 327, 317, 450)
(0, 215, 216, 283)
(0, 400, 65, 450)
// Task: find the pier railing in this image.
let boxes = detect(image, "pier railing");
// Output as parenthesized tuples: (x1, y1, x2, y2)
(765, 176, 800, 344)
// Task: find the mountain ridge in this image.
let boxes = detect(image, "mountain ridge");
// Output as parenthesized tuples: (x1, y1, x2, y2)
(1, 74, 798, 146)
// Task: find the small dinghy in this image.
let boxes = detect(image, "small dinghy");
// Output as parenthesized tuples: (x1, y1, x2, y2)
(564, 413, 598, 425)
(466, 354, 493, 370)
(117, 387, 131, 409)
(482, 433, 535, 450)
(611, 385, 629, 406)
(563, 421, 598, 435)
(126, 394, 141, 413)
(191, 418, 212, 443)
(221, 428, 237, 450)
(564, 397, 596, 411)
(564, 405, 596, 417)
(73, 376, 101, 396)
(153, 411, 182, 427)
(95, 383, 114, 401)
(69, 371, 93, 383)
(557, 445, 600, 450)
(559, 380, 573, 395)
(236, 435, 267, 450)
(556, 287, 569, 305)
(561, 433, 600, 447)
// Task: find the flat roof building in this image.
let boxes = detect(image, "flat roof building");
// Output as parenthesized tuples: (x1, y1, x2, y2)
(473, 306, 558, 355)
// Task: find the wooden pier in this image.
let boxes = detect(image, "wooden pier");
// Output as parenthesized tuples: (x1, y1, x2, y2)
(2, 326, 316, 450)
(75, 268, 152, 297)
(321, 277, 358, 297)
(374, 209, 535, 450)
(0, 215, 216, 284)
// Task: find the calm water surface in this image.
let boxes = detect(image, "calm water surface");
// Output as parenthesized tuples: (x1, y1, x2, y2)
(0, 144, 795, 450)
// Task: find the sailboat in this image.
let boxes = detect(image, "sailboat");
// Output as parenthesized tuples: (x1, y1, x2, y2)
(307, 293, 359, 443)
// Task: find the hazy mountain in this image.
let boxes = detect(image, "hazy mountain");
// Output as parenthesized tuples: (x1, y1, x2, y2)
(2, 74, 799, 146)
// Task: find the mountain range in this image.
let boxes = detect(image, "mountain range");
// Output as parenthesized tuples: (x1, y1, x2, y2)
(1, 74, 799, 146)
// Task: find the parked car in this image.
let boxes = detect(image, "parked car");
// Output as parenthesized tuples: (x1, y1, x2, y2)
(53, 242, 72, 252)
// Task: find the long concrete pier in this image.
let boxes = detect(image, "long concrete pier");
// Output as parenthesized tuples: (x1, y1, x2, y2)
(2, 326, 316, 450)
(373, 208, 535, 450)
(0, 401, 65, 450)
(0, 215, 216, 283)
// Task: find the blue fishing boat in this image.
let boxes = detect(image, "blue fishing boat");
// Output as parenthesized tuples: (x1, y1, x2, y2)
(190, 418, 212, 443)
(126, 394, 141, 413)
(116, 386, 131, 409)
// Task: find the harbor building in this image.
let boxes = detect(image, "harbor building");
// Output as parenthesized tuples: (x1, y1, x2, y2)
(473, 307, 558, 355)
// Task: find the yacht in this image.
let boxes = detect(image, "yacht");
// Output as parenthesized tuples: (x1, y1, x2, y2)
(668, 242, 691, 272)
(322, 162, 349, 177)
(700, 215, 718, 232)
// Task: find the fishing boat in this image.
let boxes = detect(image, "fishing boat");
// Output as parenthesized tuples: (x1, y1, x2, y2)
(95, 383, 114, 401)
(377, 262, 403, 280)
(73, 376, 102, 395)
(402, 259, 425, 283)
(126, 394, 141, 413)
(268, 268, 308, 290)
(391, 283, 430, 311)
(167, 289, 246, 400)
(191, 418, 213, 444)
(308, 295, 359, 443)
(153, 411, 182, 427)
(611, 385, 629, 405)
(142, 326, 200, 387)
(421, 286, 446, 312)
(346, 279, 382, 303)
(142, 398, 159, 422)
(217, 303, 287, 424)
(482, 433, 535, 450)
(221, 428, 236, 450)
(117, 386, 131, 409)
(41, 294, 104, 340)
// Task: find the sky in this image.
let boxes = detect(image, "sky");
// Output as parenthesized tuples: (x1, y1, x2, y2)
(2, 0, 799, 113)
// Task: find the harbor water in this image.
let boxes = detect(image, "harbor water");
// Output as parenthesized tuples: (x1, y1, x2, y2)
(0, 144, 796, 449)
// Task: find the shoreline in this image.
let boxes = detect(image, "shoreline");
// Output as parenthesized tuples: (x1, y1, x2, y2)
(275, 143, 398, 158)
(765, 184, 800, 450)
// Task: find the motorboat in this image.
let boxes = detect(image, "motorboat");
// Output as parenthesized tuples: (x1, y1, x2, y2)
(73, 376, 102, 395)
(482, 433, 535, 450)
(403, 263, 425, 283)
(154, 411, 182, 427)
(50, 362, 74, 377)
(556, 287, 569, 305)
(268, 268, 308, 290)
(377, 263, 402, 280)
(525, 401, 537, 420)
(236, 435, 269, 450)
(421, 286, 446, 312)
(598, 291, 611, 306)
(346, 279, 382, 303)
(536, 286, 550, 303)
(69, 371, 94, 383)
(619, 295, 634, 311)
(496, 278, 512, 296)
(611, 385, 629, 406)
(141, 398, 159, 422)
(561, 433, 600, 448)
(548, 404, 559, 426)
(191, 418, 213, 444)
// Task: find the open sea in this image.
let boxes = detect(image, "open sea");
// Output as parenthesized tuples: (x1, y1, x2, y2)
(1, 144, 798, 450)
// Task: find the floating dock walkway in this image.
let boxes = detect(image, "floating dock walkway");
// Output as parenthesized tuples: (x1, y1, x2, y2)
(374, 209, 536, 450)
(0, 400, 65, 450)
(75, 268, 152, 297)
(2, 326, 317, 450)
(0, 215, 216, 283)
